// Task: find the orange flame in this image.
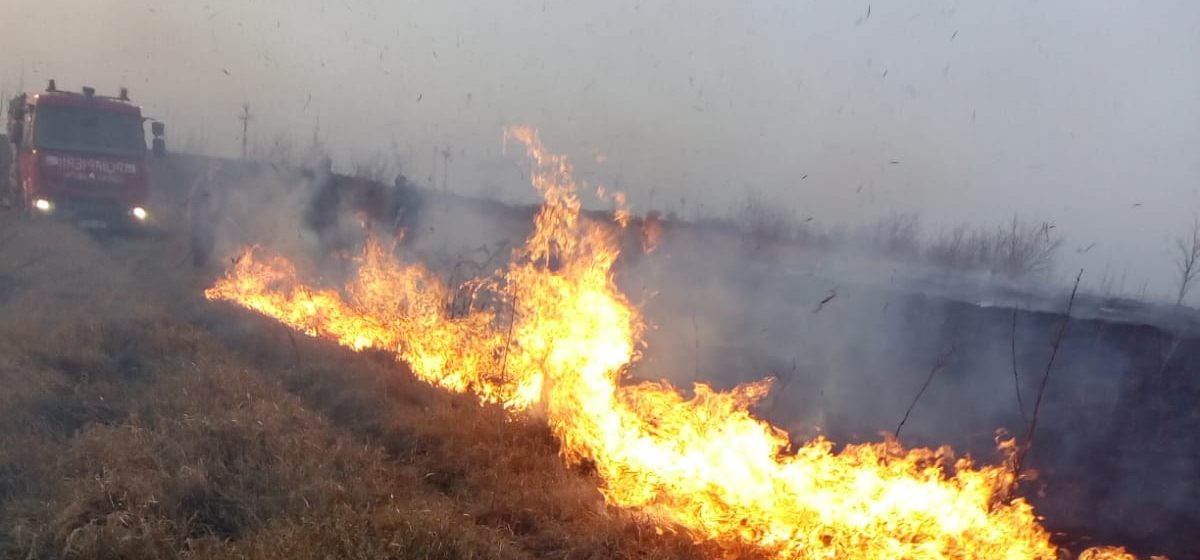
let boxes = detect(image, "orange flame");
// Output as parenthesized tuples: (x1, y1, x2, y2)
(206, 126, 1152, 560)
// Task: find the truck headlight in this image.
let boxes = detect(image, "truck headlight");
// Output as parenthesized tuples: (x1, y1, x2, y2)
(131, 207, 148, 221)
(33, 199, 54, 213)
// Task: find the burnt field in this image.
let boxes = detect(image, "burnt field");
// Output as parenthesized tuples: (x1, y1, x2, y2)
(0, 153, 1195, 559)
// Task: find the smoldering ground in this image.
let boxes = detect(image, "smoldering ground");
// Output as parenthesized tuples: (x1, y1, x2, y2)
(616, 217, 1198, 557)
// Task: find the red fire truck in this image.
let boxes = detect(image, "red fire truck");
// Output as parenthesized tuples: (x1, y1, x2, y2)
(4, 79, 165, 228)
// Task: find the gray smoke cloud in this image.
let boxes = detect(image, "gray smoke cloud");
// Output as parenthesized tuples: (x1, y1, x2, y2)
(4, 0, 1199, 297)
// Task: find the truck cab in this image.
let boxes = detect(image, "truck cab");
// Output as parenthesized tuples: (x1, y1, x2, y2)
(6, 80, 165, 228)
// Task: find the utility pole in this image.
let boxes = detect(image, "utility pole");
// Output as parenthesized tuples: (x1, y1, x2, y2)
(238, 103, 253, 159)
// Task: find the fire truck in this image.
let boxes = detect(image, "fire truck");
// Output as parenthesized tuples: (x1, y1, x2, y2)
(4, 79, 166, 228)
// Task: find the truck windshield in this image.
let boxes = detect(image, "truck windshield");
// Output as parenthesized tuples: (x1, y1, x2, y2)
(33, 105, 144, 157)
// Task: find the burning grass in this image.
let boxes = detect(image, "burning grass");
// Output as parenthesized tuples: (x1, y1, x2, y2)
(203, 128, 1151, 559)
(0, 220, 706, 559)
(0, 147, 1177, 559)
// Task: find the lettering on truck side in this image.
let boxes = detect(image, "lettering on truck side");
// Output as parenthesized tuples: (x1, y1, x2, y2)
(47, 156, 138, 183)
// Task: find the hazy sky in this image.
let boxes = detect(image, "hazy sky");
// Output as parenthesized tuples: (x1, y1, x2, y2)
(4, 0, 1199, 296)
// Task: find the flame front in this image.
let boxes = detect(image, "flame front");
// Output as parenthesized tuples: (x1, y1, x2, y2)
(206, 127, 1145, 560)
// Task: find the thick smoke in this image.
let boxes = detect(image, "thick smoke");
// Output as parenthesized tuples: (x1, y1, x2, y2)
(616, 215, 1197, 556)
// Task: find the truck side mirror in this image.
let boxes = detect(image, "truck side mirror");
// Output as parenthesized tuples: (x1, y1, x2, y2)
(151, 122, 165, 137)
(7, 125, 20, 145)
(152, 138, 166, 158)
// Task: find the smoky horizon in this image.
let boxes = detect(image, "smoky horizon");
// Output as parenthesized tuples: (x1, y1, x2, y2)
(4, 0, 1198, 297)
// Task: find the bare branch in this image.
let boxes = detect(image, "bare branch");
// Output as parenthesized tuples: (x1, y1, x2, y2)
(895, 345, 957, 439)
(1011, 307, 1027, 423)
(1174, 213, 1200, 305)
(1015, 268, 1083, 478)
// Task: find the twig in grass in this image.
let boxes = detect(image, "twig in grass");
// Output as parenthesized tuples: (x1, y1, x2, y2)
(499, 297, 519, 383)
(283, 325, 302, 366)
(1015, 269, 1083, 478)
(894, 345, 957, 439)
(0, 255, 43, 277)
(444, 270, 459, 317)
(1011, 307, 1028, 423)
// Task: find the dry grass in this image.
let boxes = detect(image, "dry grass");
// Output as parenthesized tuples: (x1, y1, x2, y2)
(210, 311, 716, 560)
(0, 216, 708, 559)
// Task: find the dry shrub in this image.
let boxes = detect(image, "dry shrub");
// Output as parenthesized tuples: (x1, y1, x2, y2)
(352, 153, 397, 184)
(926, 215, 1062, 280)
(734, 193, 796, 259)
(856, 212, 922, 257)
